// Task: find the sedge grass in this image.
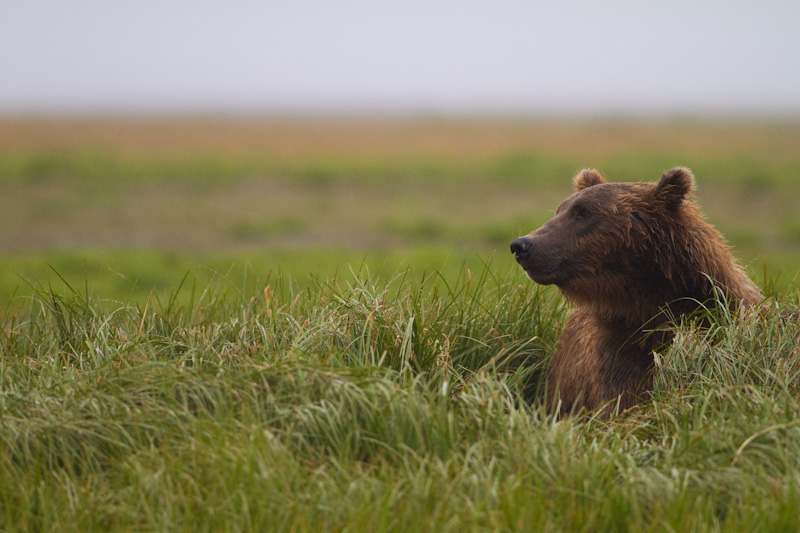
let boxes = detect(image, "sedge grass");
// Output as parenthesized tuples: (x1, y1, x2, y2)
(1, 262, 800, 531)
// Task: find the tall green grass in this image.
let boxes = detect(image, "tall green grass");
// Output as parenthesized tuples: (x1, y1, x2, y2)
(2, 263, 799, 531)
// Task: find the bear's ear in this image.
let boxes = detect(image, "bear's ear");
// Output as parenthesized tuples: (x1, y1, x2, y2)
(574, 169, 606, 191)
(655, 167, 695, 207)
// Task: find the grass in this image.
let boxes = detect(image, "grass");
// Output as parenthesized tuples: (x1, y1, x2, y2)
(1, 116, 800, 529)
(2, 262, 800, 531)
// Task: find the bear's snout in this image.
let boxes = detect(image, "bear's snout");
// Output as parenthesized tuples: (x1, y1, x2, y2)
(511, 234, 566, 285)
(510, 237, 532, 260)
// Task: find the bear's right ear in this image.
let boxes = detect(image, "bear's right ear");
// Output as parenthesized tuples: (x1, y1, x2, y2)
(574, 169, 606, 191)
(655, 167, 695, 207)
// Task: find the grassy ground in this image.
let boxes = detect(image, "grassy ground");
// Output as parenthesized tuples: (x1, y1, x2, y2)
(2, 263, 800, 531)
(2, 117, 800, 530)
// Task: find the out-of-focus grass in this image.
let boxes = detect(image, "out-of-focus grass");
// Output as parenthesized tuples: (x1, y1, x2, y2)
(1, 117, 799, 306)
(2, 248, 518, 313)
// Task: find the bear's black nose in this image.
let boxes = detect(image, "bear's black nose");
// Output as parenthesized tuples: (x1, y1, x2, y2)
(510, 237, 532, 257)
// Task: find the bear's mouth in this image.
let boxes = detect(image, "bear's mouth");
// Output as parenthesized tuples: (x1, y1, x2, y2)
(518, 260, 563, 285)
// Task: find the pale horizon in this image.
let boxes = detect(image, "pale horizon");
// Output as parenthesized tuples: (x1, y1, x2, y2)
(2, 1, 799, 117)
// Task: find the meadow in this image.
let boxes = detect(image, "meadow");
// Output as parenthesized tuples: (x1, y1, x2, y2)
(2, 117, 800, 530)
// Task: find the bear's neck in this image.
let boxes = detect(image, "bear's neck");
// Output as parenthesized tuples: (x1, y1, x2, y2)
(558, 230, 762, 328)
(653, 215, 763, 310)
(558, 274, 691, 328)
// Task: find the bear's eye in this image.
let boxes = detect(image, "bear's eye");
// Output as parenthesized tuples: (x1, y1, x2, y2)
(572, 206, 591, 220)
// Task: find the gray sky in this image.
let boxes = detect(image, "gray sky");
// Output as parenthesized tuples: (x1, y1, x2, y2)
(2, 1, 799, 116)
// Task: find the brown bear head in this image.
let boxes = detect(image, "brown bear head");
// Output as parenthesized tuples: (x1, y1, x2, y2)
(510, 167, 698, 316)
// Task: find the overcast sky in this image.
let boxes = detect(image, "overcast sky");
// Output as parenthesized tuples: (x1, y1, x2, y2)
(2, 1, 799, 116)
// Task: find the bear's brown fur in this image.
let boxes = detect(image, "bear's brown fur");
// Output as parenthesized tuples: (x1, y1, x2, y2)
(510, 167, 763, 416)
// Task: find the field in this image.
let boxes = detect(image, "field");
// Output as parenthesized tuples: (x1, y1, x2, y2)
(3, 118, 800, 302)
(2, 117, 800, 530)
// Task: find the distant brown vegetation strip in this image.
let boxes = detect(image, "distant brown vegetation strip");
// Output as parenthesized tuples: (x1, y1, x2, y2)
(2, 116, 799, 161)
(0, 118, 798, 284)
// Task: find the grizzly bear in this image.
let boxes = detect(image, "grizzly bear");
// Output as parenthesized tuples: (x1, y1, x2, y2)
(510, 167, 763, 417)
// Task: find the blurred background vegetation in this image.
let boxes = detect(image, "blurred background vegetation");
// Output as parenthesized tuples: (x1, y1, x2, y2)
(2, 117, 799, 308)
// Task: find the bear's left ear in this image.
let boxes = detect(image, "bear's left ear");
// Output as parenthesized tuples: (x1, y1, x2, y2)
(574, 169, 606, 191)
(655, 167, 695, 207)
